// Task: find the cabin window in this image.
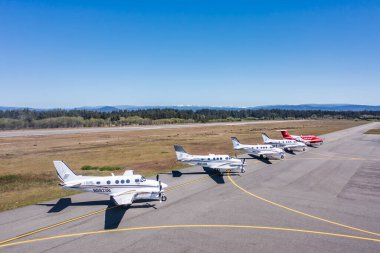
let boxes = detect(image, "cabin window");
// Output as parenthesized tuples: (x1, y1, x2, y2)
(107, 180, 111, 184)
(121, 180, 125, 184)
(126, 179, 130, 183)
(96, 181, 100, 185)
(135, 179, 139, 183)
(115, 180, 119, 184)
(208, 158, 210, 160)
(213, 158, 215, 160)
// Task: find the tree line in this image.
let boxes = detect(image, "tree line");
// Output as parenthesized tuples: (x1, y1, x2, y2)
(0, 109, 378, 130)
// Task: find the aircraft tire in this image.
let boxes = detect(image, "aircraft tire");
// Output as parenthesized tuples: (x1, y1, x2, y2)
(161, 195, 167, 202)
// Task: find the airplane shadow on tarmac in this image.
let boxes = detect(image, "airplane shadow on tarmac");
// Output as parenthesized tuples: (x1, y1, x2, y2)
(37, 198, 157, 230)
(247, 154, 273, 164)
(166, 167, 225, 184)
(285, 150, 297, 155)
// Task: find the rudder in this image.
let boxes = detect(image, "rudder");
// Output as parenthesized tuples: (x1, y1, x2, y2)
(54, 161, 78, 182)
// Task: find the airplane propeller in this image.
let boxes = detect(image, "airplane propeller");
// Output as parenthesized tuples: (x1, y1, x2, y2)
(159, 180, 162, 203)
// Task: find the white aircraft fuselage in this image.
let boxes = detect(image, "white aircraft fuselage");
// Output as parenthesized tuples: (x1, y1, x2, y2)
(262, 133, 307, 152)
(54, 161, 168, 206)
(231, 137, 285, 160)
(174, 145, 245, 173)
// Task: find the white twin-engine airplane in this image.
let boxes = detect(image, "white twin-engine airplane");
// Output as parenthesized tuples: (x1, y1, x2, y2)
(231, 137, 285, 160)
(174, 145, 246, 174)
(54, 161, 168, 206)
(261, 133, 307, 152)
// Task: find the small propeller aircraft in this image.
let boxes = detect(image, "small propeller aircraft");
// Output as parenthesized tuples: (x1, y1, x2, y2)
(231, 137, 285, 160)
(174, 145, 246, 174)
(279, 130, 323, 146)
(54, 161, 168, 206)
(261, 133, 307, 152)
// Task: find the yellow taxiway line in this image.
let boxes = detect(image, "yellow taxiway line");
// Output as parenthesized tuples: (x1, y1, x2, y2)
(0, 224, 379, 249)
(227, 174, 380, 237)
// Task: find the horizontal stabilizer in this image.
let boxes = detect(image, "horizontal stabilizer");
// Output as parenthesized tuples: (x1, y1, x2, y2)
(123, 170, 134, 176)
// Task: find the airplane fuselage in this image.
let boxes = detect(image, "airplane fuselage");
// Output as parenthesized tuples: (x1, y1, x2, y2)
(264, 139, 306, 151)
(62, 175, 166, 201)
(234, 144, 285, 160)
(178, 154, 244, 173)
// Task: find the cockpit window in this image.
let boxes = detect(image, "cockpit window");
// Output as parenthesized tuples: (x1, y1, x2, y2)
(141, 177, 146, 182)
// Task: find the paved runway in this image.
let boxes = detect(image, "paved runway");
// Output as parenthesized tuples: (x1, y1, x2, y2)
(0, 120, 301, 137)
(0, 122, 379, 252)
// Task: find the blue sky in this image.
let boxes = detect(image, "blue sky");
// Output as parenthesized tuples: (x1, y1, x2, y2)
(0, 0, 379, 108)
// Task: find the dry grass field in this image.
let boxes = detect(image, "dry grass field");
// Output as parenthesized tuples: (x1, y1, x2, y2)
(365, 128, 380, 134)
(0, 120, 365, 211)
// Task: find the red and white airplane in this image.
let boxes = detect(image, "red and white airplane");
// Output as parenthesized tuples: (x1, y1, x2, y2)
(279, 130, 323, 146)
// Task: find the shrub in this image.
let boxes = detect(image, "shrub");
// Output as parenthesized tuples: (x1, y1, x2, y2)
(98, 166, 122, 171)
(81, 165, 99, 170)
(81, 165, 122, 171)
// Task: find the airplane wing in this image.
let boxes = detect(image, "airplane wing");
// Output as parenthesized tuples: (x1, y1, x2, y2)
(295, 136, 309, 144)
(283, 144, 302, 149)
(208, 163, 241, 170)
(257, 150, 280, 156)
(111, 191, 137, 205)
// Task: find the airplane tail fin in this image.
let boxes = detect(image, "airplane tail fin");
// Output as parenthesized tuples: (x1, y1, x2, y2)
(231, 137, 241, 149)
(53, 161, 78, 182)
(280, 130, 291, 138)
(174, 145, 189, 160)
(261, 133, 271, 143)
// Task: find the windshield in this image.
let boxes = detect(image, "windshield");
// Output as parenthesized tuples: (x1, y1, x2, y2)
(141, 176, 146, 182)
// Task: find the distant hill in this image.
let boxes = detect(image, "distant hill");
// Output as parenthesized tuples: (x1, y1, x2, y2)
(253, 104, 380, 111)
(1, 104, 380, 112)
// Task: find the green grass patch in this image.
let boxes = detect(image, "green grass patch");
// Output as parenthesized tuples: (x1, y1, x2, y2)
(81, 165, 99, 170)
(365, 129, 380, 134)
(99, 166, 122, 171)
(81, 165, 122, 171)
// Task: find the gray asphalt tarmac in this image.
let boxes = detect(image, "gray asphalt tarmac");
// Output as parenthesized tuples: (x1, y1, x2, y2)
(0, 120, 300, 137)
(0, 122, 379, 252)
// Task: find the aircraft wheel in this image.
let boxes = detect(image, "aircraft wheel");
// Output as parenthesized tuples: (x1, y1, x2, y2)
(161, 195, 167, 202)
(241, 168, 245, 173)
(281, 155, 284, 159)
(303, 147, 306, 151)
